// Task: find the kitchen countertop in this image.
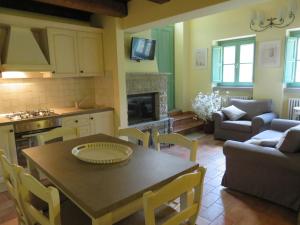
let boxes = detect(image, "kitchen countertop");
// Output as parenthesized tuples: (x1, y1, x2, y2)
(0, 106, 114, 126)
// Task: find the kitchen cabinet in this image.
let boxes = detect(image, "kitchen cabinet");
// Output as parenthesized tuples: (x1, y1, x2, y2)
(47, 28, 79, 77)
(62, 114, 91, 137)
(89, 111, 114, 136)
(77, 32, 104, 76)
(0, 125, 17, 190)
(47, 28, 104, 78)
(62, 111, 114, 137)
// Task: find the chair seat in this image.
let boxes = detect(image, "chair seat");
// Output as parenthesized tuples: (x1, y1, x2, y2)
(221, 120, 252, 132)
(115, 204, 179, 225)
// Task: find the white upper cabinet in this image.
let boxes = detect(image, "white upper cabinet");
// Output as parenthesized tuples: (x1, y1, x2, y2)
(47, 28, 79, 77)
(78, 32, 104, 76)
(47, 28, 104, 78)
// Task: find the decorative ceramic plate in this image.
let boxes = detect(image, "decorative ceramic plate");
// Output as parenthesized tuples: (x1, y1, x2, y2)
(71, 142, 133, 164)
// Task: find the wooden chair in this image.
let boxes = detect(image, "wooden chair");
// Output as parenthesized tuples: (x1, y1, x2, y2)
(0, 149, 29, 225)
(118, 128, 150, 149)
(36, 127, 79, 145)
(116, 167, 206, 225)
(17, 167, 89, 225)
(153, 130, 198, 162)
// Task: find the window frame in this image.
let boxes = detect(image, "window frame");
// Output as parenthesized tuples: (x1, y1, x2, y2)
(286, 31, 300, 87)
(217, 37, 256, 87)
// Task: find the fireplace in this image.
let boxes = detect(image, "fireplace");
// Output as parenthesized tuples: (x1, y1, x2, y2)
(127, 93, 158, 125)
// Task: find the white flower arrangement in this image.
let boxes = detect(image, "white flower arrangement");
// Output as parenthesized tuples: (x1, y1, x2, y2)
(192, 91, 224, 123)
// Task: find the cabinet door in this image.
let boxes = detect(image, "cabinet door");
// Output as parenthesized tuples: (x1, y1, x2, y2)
(90, 111, 114, 136)
(47, 28, 79, 77)
(0, 125, 17, 184)
(77, 32, 104, 77)
(62, 114, 91, 138)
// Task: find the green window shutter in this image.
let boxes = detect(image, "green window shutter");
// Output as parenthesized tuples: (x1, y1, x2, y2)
(212, 46, 223, 83)
(284, 37, 297, 83)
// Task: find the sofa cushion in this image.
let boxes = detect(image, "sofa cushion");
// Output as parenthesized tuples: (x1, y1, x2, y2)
(276, 125, 300, 153)
(229, 99, 272, 120)
(221, 120, 252, 132)
(222, 105, 247, 121)
(246, 139, 279, 148)
(251, 130, 284, 140)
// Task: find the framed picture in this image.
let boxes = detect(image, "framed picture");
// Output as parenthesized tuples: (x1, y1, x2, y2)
(259, 40, 281, 67)
(195, 48, 208, 68)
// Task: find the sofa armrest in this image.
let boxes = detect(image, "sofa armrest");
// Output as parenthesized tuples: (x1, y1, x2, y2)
(213, 111, 225, 127)
(271, 119, 300, 132)
(223, 140, 300, 173)
(252, 112, 278, 133)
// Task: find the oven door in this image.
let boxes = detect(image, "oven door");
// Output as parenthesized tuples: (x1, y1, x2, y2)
(15, 127, 62, 167)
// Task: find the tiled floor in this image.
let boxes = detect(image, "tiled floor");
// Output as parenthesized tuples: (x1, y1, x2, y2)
(0, 134, 298, 225)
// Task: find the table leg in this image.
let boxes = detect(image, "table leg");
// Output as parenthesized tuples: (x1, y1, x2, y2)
(27, 159, 40, 180)
(92, 213, 112, 225)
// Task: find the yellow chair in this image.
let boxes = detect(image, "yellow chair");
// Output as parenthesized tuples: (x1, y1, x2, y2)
(0, 149, 29, 225)
(118, 128, 150, 149)
(36, 127, 79, 145)
(18, 167, 89, 225)
(116, 167, 206, 225)
(153, 130, 198, 162)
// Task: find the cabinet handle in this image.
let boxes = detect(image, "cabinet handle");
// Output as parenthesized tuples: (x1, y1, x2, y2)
(80, 70, 84, 73)
(90, 117, 94, 120)
(75, 120, 79, 123)
(52, 71, 56, 74)
(9, 129, 13, 133)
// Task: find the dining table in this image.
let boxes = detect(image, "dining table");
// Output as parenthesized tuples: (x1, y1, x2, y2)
(22, 134, 199, 225)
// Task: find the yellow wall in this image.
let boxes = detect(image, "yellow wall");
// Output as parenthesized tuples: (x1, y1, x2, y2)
(124, 30, 158, 72)
(175, 0, 300, 116)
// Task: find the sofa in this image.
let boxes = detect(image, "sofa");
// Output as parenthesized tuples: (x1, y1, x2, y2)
(222, 119, 300, 212)
(214, 99, 278, 141)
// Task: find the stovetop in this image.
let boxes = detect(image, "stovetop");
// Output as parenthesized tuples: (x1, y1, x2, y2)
(6, 109, 58, 121)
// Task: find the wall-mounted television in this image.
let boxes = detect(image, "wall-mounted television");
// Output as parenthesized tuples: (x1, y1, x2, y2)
(130, 37, 156, 61)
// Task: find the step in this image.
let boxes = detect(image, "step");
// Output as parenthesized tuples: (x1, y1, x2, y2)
(173, 120, 204, 134)
(171, 111, 197, 122)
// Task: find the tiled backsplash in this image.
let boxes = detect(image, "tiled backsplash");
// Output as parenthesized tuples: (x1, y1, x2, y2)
(0, 77, 96, 113)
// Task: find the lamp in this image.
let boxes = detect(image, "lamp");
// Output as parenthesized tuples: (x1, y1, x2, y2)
(250, 0, 298, 32)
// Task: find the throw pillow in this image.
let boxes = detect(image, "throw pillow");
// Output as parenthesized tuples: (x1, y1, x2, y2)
(276, 124, 300, 153)
(222, 105, 247, 121)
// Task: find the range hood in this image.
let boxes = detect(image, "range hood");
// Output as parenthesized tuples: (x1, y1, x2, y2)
(1, 26, 52, 72)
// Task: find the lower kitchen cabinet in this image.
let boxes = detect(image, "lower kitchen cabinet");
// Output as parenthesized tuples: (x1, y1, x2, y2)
(62, 110, 114, 137)
(0, 125, 17, 191)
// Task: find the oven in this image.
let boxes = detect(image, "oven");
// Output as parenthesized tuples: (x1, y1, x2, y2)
(14, 117, 62, 167)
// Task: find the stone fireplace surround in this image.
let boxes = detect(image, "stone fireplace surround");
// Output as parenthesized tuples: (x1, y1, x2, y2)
(126, 72, 173, 145)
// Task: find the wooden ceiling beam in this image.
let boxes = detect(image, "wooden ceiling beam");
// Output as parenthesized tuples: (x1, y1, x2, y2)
(32, 0, 128, 17)
(148, 0, 170, 4)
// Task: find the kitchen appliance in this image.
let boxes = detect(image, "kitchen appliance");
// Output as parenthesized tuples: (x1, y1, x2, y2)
(7, 110, 62, 167)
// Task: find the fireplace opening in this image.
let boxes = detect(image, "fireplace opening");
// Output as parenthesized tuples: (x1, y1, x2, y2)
(128, 93, 157, 125)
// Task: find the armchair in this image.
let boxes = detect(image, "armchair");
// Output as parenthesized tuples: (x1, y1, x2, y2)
(214, 99, 277, 141)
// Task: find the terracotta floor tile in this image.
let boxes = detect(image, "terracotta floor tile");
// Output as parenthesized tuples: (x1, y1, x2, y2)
(199, 202, 224, 221)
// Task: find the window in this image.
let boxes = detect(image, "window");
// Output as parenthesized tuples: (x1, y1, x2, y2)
(284, 31, 300, 86)
(212, 37, 255, 86)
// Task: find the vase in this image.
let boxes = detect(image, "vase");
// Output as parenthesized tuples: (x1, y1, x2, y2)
(203, 120, 214, 134)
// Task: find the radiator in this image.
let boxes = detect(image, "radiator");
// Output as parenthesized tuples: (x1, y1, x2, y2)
(288, 98, 300, 119)
(223, 96, 252, 107)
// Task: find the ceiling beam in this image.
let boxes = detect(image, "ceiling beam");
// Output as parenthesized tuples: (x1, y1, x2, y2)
(32, 0, 128, 17)
(148, 0, 170, 4)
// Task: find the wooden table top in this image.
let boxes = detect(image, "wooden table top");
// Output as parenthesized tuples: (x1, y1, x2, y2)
(23, 134, 198, 218)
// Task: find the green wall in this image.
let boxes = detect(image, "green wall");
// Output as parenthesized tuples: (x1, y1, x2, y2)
(175, 0, 300, 117)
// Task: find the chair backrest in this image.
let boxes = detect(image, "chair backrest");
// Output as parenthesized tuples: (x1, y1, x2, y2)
(118, 128, 150, 149)
(153, 131, 198, 162)
(37, 127, 79, 145)
(0, 150, 29, 225)
(18, 167, 61, 225)
(143, 167, 206, 225)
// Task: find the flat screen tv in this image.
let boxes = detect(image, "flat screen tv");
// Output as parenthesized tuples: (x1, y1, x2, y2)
(130, 37, 156, 61)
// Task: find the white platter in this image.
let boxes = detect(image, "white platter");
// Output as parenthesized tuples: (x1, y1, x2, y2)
(71, 142, 133, 164)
